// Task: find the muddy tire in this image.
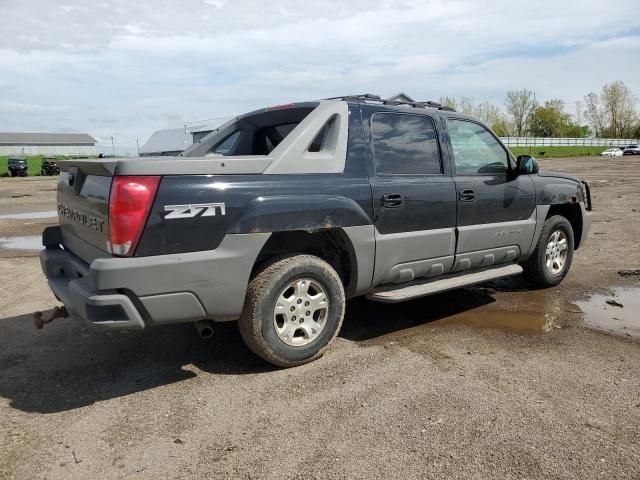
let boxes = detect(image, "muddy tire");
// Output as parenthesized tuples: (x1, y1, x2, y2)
(238, 254, 345, 367)
(522, 215, 574, 288)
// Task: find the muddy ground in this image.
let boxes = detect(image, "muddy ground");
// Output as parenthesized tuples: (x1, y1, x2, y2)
(0, 158, 639, 479)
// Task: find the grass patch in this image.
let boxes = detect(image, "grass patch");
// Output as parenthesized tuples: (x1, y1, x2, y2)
(508, 146, 611, 158)
(0, 155, 88, 177)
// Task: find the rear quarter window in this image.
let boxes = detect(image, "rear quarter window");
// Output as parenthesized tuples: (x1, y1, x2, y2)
(371, 113, 442, 175)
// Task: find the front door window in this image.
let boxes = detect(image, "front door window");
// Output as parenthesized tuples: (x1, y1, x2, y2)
(448, 119, 509, 175)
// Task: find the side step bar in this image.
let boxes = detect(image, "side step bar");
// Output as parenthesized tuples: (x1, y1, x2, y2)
(367, 264, 523, 303)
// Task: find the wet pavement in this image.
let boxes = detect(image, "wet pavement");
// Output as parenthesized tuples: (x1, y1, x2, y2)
(435, 309, 556, 334)
(0, 206, 634, 343)
(0, 236, 42, 251)
(575, 287, 640, 338)
(340, 285, 566, 349)
(0, 210, 57, 220)
(1, 158, 640, 480)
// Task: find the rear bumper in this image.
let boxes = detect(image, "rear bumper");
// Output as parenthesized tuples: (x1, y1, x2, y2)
(40, 226, 270, 331)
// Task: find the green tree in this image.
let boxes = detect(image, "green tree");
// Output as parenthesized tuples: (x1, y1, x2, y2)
(529, 100, 588, 137)
(584, 81, 638, 137)
(529, 100, 568, 137)
(490, 118, 511, 137)
(438, 96, 457, 110)
(438, 96, 510, 135)
(601, 81, 637, 137)
(505, 89, 537, 136)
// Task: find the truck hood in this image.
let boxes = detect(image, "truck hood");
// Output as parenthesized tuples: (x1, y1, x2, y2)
(58, 155, 272, 176)
(537, 170, 581, 183)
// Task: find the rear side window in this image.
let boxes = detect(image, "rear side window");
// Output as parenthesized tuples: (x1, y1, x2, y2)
(308, 116, 338, 153)
(209, 131, 240, 156)
(372, 113, 441, 175)
(192, 105, 317, 157)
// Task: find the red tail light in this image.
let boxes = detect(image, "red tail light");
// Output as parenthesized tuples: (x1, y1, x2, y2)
(108, 176, 160, 256)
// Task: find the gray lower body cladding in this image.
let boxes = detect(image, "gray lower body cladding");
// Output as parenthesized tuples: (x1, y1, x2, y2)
(40, 226, 270, 330)
(579, 204, 592, 248)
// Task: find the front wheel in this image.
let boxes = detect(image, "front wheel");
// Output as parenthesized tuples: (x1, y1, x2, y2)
(238, 255, 345, 367)
(522, 215, 574, 288)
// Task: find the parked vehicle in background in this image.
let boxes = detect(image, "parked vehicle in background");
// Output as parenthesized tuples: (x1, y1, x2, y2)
(622, 144, 640, 155)
(600, 148, 623, 157)
(40, 94, 593, 367)
(41, 156, 60, 176)
(7, 156, 28, 177)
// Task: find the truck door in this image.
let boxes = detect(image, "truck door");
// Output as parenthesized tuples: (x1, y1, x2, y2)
(446, 118, 536, 271)
(368, 111, 458, 286)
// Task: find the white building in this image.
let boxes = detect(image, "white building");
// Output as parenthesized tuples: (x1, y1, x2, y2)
(139, 127, 193, 157)
(140, 117, 234, 157)
(0, 132, 97, 156)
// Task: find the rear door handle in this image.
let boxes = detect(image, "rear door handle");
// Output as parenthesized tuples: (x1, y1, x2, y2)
(381, 193, 404, 208)
(459, 188, 475, 202)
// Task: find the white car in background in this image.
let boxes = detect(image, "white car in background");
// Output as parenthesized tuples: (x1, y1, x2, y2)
(601, 148, 623, 157)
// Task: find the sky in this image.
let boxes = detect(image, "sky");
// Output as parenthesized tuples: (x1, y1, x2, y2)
(1, 0, 639, 154)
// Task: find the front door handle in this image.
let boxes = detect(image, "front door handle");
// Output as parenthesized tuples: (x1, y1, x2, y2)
(382, 193, 404, 208)
(459, 188, 475, 202)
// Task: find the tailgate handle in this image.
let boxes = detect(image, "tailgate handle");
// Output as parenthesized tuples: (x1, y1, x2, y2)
(67, 166, 85, 195)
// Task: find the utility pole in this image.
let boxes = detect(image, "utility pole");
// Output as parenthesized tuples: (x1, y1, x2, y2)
(110, 136, 115, 157)
(136, 138, 140, 156)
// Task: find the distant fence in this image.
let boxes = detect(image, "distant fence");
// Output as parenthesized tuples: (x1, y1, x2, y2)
(499, 137, 639, 147)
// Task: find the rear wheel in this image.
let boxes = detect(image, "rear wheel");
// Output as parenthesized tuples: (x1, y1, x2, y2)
(522, 215, 574, 288)
(238, 254, 345, 367)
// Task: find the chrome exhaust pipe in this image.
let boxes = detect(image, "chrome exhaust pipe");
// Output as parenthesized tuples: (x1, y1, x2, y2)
(194, 320, 214, 339)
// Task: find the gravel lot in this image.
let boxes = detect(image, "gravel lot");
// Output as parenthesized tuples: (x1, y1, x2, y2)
(1, 157, 639, 479)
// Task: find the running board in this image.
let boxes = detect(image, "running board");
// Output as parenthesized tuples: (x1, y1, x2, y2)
(367, 264, 523, 303)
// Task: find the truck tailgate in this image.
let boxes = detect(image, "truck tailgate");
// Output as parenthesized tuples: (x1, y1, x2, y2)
(57, 167, 112, 262)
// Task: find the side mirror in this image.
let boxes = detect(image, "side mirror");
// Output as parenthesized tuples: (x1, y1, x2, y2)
(516, 155, 539, 175)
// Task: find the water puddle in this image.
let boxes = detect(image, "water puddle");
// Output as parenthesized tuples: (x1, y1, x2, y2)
(342, 289, 562, 352)
(436, 310, 556, 334)
(575, 287, 640, 338)
(0, 236, 42, 250)
(0, 210, 57, 220)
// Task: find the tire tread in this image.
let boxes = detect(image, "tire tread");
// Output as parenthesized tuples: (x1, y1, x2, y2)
(522, 215, 574, 287)
(238, 255, 345, 367)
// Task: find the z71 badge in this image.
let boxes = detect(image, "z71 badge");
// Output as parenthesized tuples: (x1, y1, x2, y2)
(164, 203, 226, 219)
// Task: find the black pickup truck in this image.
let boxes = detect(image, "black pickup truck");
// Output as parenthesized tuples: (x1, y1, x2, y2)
(40, 94, 592, 366)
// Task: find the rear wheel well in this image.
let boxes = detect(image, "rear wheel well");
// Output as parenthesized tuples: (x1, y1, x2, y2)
(547, 203, 583, 249)
(252, 229, 356, 296)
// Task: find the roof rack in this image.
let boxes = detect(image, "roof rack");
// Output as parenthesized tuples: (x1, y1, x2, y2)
(324, 94, 456, 112)
(324, 94, 383, 101)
